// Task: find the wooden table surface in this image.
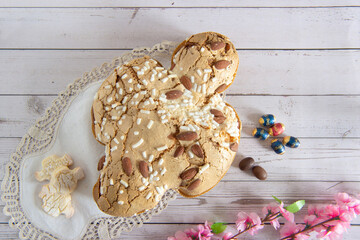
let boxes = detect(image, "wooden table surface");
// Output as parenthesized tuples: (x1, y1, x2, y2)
(1, 1, 360, 239)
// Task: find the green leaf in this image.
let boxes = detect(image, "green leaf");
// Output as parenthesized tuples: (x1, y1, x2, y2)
(211, 222, 227, 234)
(272, 195, 282, 204)
(285, 200, 306, 213)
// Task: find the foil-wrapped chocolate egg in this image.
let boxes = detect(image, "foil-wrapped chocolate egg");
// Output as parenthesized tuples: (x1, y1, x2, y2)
(252, 128, 270, 140)
(268, 123, 285, 136)
(259, 114, 276, 127)
(283, 136, 300, 148)
(271, 139, 285, 155)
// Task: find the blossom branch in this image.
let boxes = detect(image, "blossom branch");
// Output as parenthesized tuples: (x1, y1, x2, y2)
(228, 212, 281, 239)
(280, 217, 338, 240)
(167, 192, 360, 240)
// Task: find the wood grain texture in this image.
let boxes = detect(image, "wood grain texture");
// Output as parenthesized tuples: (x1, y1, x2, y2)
(115, 224, 360, 240)
(1, 181, 358, 223)
(154, 181, 360, 224)
(1, 0, 360, 8)
(0, 220, 360, 239)
(1, 138, 360, 182)
(0, 7, 360, 49)
(1, 95, 358, 138)
(1, 50, 359, 95)
(1, 2, 360, 239)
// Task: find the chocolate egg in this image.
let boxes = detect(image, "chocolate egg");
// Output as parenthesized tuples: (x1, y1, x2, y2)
(239, 157, 255, 171)
(268, 123, 285, 136)
(252, 128, 270, 140)
(283, 136, 300, 148)
(259, 114, 276, 127)
(252, 166, 267, 180)
(271, 139, 285, 155)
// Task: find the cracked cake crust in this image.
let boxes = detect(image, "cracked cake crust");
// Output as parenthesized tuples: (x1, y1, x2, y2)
(91, 32, 241, 217)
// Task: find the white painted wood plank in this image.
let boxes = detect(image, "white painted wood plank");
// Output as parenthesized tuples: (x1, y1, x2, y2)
(0, 223, 359, 240)
(236, 50, 360, 95)
(0, 2, 359, 240)
(0, 95, 358, 138)
(0, 50, 126, 95)
(0, 96, 52, 138)
(0, 182, 360, 228)
(1, 0, 359, 8)
(229, 95, 360, 138)
(119, 224, 360, 240)
(1, 214, 360, 239)
(1, 138, 359, 182)
(0, 138, 20, 181)
(149, 181, 360, 223)
(2, 95, 358, 138)
(227, 138, 360, 182)
(1, 50, 359, 95)
(0, 8, 359, 49)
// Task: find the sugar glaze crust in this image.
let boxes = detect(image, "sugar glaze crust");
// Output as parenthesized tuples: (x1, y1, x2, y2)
(91, 32, 241, 217)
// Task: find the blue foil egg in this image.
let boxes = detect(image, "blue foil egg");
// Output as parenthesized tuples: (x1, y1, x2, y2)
(259, 114, 276, 127)
(271, 139, 285, 155)
(252, 128, 270, 140)
(283, 136, 300, 148)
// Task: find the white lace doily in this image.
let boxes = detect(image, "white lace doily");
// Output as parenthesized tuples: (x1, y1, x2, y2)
(1, 41, 180, 240)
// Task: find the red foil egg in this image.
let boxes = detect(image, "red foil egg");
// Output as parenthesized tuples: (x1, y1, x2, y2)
(268, 123, 285, 136)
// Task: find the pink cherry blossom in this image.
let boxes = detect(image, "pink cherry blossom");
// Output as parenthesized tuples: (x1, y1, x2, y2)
(280, 222, 309, 240)
(304, 205, 328, 229)
(303, 203, 351, 240)
(261, 202, 294, 223)
(303, 214, 325, 232)
(322, 204, 351, 230)
(335, 192, 360, 217)
(279, 202, 295, 223)
(262, 202, 280, 215)
(303, 216, 326, 233)
(197, 221, 214, 239)
(167, 231, 191, 240)
(235, 212, 264, 235)
(184, 221, 213, 240)
(269, 218, 281, 230)
(316, 227, 344, 240)
(167, 192, 360, 240)
(324, 204, 341, 218)
(221, 232, 233, 240)
(262, 202, 281, 229)
(307, 204, 323, 216)
(339, 205, 354, 222)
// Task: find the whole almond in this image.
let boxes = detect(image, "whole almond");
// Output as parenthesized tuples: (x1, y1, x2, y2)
(97, 156, 105, 171)
(122, 157, 132, 176)
(214, 116, 226, 124)
(187, 179, 201, 190)
(210, 41, 226, 51)
(174, 146, 185, 157)
(180, 76, 192, 90)
(210, 109, 224, 117)
(180, 168, 198, 180)
(230, 142, 239, 152)
(191, 144, 204, 158)
(168, 133, 176, 140)
(215, 84, 227, 93)
(166, 90, 183, 100)
(225, 43, 231, 52)
(170, 62, 176, 70)
(139, 161, 149, 178)
(176, 131, 198, 141)
(214, 60, 231, 70)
